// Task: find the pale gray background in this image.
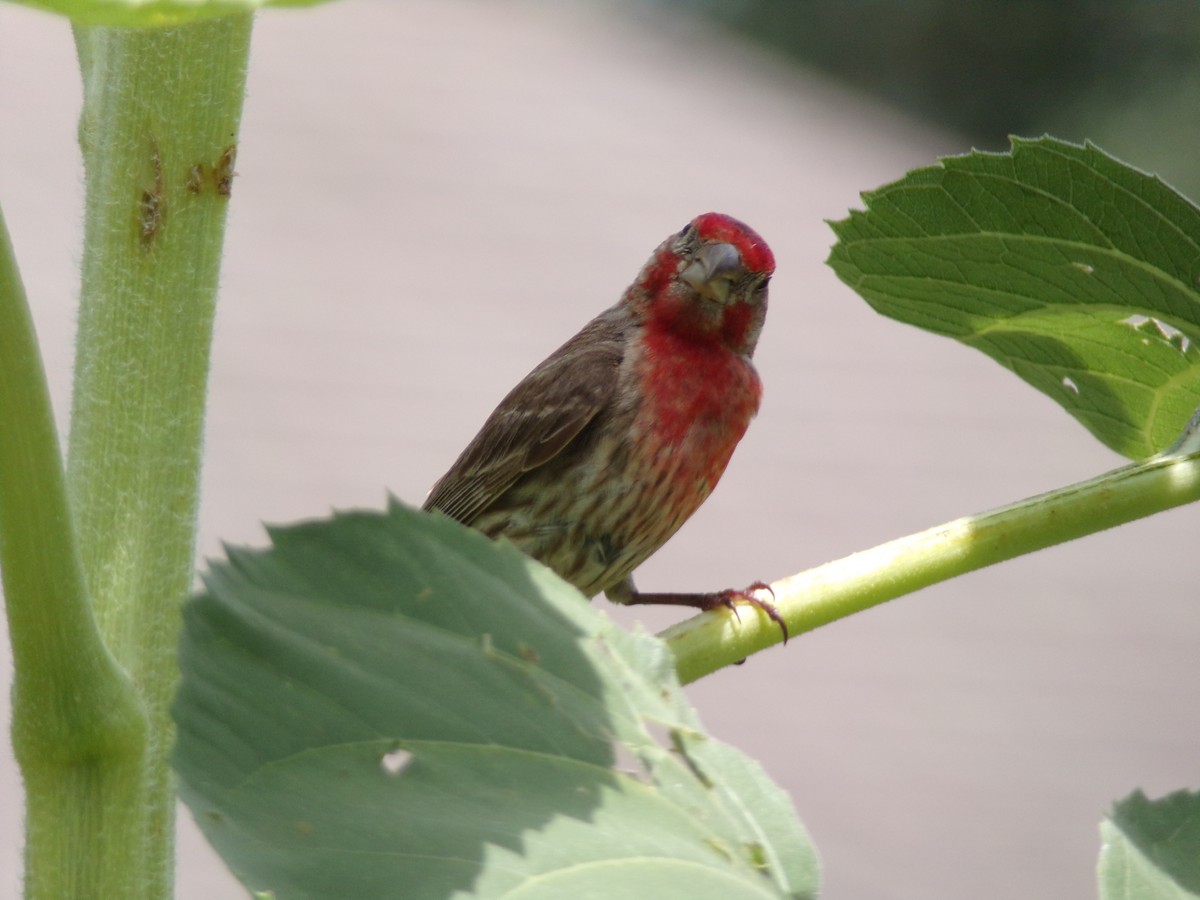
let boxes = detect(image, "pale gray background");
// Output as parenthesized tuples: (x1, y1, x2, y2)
(1, 2, 1197, 898)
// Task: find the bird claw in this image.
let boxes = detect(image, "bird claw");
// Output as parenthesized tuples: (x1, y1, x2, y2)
(702, 580, 788, 644)
(620, 580, 789, 645)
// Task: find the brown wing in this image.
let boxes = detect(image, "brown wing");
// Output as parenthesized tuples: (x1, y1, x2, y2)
(422, 307, 629, 525)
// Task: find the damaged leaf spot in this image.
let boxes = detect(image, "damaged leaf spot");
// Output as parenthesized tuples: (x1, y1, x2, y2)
(1071, 261, 1094, 274)
(186, 164, 205, 194)
(139, 136, 166, 247)
(380, 747, 412, 776)
(214, 144, 237, 197)
(1121, 315, 1193, 354)
(1061, 376, 1080, 394)
(185, 143, 238, 198)
(611, 742, 651, 784)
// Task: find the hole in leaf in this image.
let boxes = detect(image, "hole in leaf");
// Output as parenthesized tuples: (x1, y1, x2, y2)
(1120, 315, 1190, 352)
(1061, 376, 1080, 394)
(612, 741, 651, 783)
(380, 747, 412, 776)
(1152, 317, 1184, 340)
(642, 718, 675, 754)
(1071, 261, 1094, 274)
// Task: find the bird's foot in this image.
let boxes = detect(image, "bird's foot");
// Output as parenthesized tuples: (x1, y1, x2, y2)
(626, 580, 788, 644)
(699, 581, 788, 644)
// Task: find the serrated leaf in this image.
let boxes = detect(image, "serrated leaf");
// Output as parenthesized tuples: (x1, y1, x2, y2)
(828, 136, 1200, 459)
(173, 501, 818, 900)
(7, 0, 331, 27)
(1099, 788, 1200, 900)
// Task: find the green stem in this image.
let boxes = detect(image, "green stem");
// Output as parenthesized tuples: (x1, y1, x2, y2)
(664, 444, 1200, 684)
(1, 199, 147, 899)
(38, 16, 251, 900)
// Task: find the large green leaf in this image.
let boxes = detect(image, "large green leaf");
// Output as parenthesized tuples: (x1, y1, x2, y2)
(1099, 789, 1200, 900)
(828, 136, 1200, 460)
(173, 501, 818, 900)
(7, 0, 330, 27)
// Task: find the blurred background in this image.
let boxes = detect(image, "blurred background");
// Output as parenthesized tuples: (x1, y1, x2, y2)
(1, 1, 1197, 898)
(668, 0, 1200, 199)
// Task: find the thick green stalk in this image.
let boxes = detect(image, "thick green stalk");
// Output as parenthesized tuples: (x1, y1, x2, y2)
(665, 442, 1200, 684)
(1, 203, 147, 898)
(61, 16, 253, 899)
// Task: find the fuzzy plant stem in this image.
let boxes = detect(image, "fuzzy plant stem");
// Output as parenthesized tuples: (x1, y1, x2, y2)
(665, 430, 1200, 684)
(6, 16, 252, 900)
(1, 197, 148, 899)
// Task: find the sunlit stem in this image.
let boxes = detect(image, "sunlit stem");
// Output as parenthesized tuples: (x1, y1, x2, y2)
(664, 418, 1200, 684)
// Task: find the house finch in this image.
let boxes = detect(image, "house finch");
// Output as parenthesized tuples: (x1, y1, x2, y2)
(424, 212, 785, 640)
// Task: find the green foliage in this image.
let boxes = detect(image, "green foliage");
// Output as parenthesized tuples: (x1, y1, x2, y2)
(2, 2, 1195, 889)
(828, 136, 1200, 460)
(7, 0, 331, 27)
(173, 502, 819, 900)
(1099, 789, 1200, 900)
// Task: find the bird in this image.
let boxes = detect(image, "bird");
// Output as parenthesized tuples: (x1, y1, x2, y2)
(423, 212, 785, 640)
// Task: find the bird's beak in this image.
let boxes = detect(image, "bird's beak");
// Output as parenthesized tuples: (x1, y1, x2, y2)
(679, 242, 742, 304)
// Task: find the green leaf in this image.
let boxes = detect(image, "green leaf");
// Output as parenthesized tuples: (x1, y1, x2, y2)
(1099, 789, 1200, 900)
(173, 501, 818, 900)
(7, 0, 332, 27)
(828, 136, 1200, 460)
